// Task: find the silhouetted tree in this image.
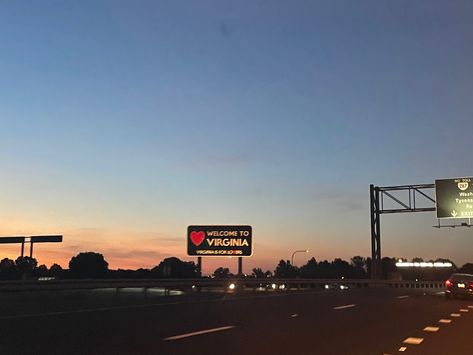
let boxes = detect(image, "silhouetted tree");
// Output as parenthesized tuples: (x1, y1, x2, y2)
(350, 256, 368, 278)
(15, 256, 38, 279)
(153, 257, 198, 278)
(69, 252, 109, 279)
(34, 264, 49, 277)
(300, 257, 318, 278)
(251, 268, 265, 278)
(458, 263, 473, 274)
(331, 258, 351, 278)
(49, 263, 64, 278)
(0, 258, 17, 280)
(274, 260, 298, 278)
(213, 267, 231, 279)
(381, 257, 397, 279)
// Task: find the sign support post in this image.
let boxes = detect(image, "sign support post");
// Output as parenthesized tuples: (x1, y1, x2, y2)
(238, 257, 243, 276)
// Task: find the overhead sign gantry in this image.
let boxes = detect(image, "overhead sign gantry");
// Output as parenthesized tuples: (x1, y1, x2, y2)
(370, 176, 472, 279)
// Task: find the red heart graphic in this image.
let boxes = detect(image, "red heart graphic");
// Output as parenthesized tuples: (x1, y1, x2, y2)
(190, 231, 205, 246)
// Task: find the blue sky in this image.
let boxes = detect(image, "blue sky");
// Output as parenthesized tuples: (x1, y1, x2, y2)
(0, 1, 472, 272)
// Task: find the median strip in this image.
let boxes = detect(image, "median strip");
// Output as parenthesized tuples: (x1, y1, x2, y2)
(333, 304, 356, 310)
(163, 326, 235, 341)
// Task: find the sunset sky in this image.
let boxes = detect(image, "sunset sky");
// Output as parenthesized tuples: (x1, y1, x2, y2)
(1, 1, 472, 274)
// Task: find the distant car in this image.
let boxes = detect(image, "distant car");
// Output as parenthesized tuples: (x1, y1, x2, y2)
(445, 273, 473, 299)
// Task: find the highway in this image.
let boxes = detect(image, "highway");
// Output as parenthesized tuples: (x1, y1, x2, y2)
(0, 286, 472, 354)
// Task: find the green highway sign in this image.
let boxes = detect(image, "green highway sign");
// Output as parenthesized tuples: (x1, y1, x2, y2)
(435, 177, 473, 219)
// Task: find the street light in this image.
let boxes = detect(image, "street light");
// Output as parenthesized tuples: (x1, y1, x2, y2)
(291, 249, 309, 266)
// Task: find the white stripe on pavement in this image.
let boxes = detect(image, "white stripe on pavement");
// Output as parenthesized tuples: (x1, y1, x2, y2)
(459, 309, 469, 313)
(451, 313, 461, 317)
(398, 347, 407, 352)
(423, 326, 439, 332)
(333, 304, 356, 310)
(397, 295, 409, 299)
(403, 337, 423, 345)
(439, 319, 452, 324)
(163, 326, 235, 341)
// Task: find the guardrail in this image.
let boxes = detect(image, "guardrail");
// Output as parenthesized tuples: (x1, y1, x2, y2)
(0, 278, 446, 292)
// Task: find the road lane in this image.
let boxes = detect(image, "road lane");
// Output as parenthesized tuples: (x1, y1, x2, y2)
(0, 288, 469, 355)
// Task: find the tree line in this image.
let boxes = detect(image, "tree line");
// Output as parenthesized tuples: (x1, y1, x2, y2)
(0, 252, 464, 281)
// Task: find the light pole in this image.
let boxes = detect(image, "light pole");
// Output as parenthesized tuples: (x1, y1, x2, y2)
(291, 249, 309, 266)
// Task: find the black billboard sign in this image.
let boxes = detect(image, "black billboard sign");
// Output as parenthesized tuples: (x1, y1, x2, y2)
(187, 225, 252, 256)
(436, 177, 473, 219)
(30, 235, 63, 243)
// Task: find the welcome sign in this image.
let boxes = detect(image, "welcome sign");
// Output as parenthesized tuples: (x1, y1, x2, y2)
(187, 225, 252, 256)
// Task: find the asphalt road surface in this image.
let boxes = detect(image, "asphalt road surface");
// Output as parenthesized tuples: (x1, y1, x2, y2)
(0, 286, 472, 355)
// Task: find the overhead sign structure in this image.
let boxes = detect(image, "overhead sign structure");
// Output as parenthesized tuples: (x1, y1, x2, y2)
(436, 177, 473, 219)
(187, 225, 252, 256)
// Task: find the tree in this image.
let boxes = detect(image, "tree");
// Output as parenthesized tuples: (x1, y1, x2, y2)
(381, 257, 397, 279)
(332, 258, 351, 278)
(300, 257, 318, 278)
(458, 263, 473, 274)
(213, 267, 231, 279)
(69, 252, 109, 279)
(350, 256, 368, 278)
(35, 264, 49, 277)
(251, 268, 265, 278)
(15, 256, 38, 279)
(49, 263, 64, 278)
(152, 257, 198, 278)
(274, 260, 298, 278)
(0, 258, 17, 280)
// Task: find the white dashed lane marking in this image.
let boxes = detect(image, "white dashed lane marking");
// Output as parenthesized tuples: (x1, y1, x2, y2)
(398, 346, 407, 352)
(459, 309, 469, 313)
(163, 326, 235, 341)
(439, 319, 452, 324)
(397, 295, 409, 299)
(451, 313, 461, 317)
(403, 337, 423, 345)
(423, 326, 439, 332)
(333, 304, 356, 310)
(290, 314, 298, 318)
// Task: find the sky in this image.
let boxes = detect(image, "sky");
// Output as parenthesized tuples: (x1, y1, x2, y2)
(0, 1, 472, 274)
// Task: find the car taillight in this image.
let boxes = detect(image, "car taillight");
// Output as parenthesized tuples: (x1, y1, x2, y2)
(445, 280, 453, 288)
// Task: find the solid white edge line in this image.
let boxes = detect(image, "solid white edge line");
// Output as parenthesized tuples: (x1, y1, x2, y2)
(163, 326, 235, 341)
(333, 304, 356, 310)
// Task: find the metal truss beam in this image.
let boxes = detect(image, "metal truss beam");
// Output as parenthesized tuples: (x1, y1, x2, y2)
(370, 184, 436, 279)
